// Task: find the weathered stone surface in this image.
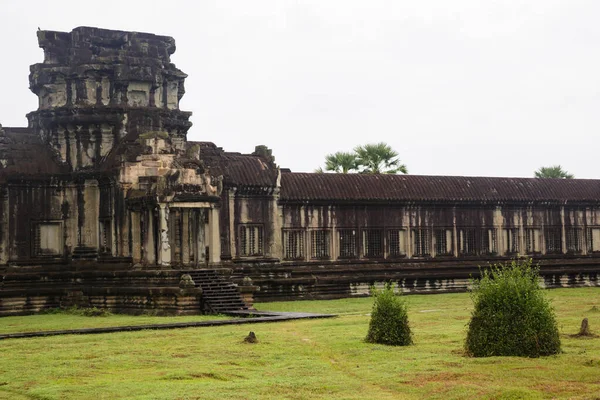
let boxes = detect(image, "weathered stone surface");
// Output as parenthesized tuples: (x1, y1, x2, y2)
(28, 26, 192, 171)
(578, 318, 591, 336)
(2, 26, 600, 318)
(244, 331, 258, 343)
(0, 27, 236, 316)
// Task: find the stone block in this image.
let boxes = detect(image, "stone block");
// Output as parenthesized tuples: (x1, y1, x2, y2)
(145, 167, 159, 176)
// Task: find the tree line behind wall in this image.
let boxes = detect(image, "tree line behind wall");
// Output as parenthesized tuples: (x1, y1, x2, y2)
(316, 142, 574, 179)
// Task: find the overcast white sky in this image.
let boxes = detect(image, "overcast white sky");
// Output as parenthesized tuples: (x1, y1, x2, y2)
(1, 1, 599, 177)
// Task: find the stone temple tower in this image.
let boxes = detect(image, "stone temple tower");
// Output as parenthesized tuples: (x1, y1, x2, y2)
(27, 26, 192, 170)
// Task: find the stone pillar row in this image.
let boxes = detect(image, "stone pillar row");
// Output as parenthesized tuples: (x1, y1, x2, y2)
(128, 205, 218, 267)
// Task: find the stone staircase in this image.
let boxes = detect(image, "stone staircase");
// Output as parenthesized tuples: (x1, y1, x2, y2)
(186, 270, 251, 314)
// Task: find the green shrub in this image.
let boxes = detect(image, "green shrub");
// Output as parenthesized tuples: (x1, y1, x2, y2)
(465, 259, 561, 357)
(365, 283, 412, 346)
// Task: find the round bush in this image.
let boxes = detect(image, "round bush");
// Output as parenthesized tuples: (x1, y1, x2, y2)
(465, 259, 561, 357)
(365, 283, 412, 346)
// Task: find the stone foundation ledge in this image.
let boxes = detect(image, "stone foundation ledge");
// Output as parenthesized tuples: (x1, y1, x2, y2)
(0, 291, 204, 317)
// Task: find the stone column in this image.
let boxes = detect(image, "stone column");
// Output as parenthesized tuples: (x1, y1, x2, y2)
(196, 209, 206, 267)
(63, 184, 78, 256)
(77, 179, 99, 254)
(182, 209, 190, 265)
(452, 207, 459, 257)
(407, 207, 414, 258)
(228, 189, 236, 258)
(330, 206, 337, 260)
(208, 207, 221, 264)
(582, 208, 589, 256)
(131, 211, 141, 263)
(84, 180, 98, 248)
(518, 210, 526, 255)
(0, 189, 9, 264)
(144, 208, 156, 265)
(119, 208, 130, 258)
(540, 223, 547, 255)
(110, 188, 118, 257)
(561, 206, 567, 254)
(158, 203, 171, 267)
(267, 189, 283, 258)
(493, 206, 504, 254)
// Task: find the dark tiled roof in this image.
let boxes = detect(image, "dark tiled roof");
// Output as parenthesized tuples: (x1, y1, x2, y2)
(0, 127, 67, 182)
(280, 172, 600, 203)
(192, 142, 278, 187)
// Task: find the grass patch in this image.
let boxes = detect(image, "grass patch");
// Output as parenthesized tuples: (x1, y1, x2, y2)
(42, 306, 113, 317)
(0, 288, 598, 399)
(0, 312, 232, 335)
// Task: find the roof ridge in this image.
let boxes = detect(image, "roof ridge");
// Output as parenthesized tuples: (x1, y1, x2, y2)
(280, 173, 600, 202)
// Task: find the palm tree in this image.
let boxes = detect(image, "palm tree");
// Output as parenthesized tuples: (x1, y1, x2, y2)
(354, 142, 408, 174)
(324, 152, 358, 174)
(534, 165, 574, 179)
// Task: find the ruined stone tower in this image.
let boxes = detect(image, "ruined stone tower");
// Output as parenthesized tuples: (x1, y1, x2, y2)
(27, 26, 192, 170)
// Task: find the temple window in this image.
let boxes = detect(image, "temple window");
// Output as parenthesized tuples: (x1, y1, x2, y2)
(387, 229, 407, 258)
(587, 228, 600, 253)
(504, 228, 520, 254)
(239, 225, 263, 256)
(310, 230, 331, 259)
(283, 230, 305, 260)
(338, 229, 357, 258)
(545, 227, 562, 254)
(362, 229, 383, 258)
(525, 228, 541, 253)
(434, 229, 453, 256)
(33, 222, 62, 256)
(566, 228, 583, 253)
(481, 229, 498, 255)
(412, 229, 431, 257)
(458, 228, 477, 256)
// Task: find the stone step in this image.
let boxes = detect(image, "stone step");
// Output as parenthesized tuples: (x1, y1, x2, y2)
(209, 303, 247, 308)
(202, 293, 242, 298)
(184, 269, 251, 313)
(201, 292, 241, 297)
(201, 287, 240, 292)
(203, 293, 244, 298)
(209, 300, 247, 305)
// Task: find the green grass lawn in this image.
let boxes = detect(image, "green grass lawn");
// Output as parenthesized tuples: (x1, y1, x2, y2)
(0, 288, 599, 400)
(0, 311, 231, 335)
